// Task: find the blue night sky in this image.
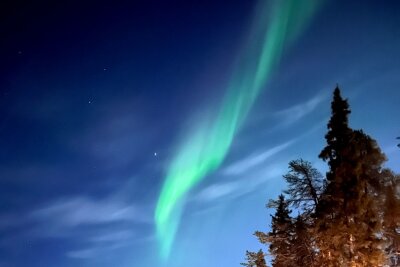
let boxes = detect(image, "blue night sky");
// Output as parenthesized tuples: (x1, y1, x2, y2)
(1, 0, 399, 266)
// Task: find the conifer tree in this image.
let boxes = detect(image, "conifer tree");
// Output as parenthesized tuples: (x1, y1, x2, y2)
(283, 159, 323, 215)
(319, 86, 352, 182)
(245, 86, 399, 267)
(316, 88, 387, 266)
(255, 194, 294, 267)
(381, 170, 400, 266)
(241, 250, 268, 267)
(291, 215, 317, 267)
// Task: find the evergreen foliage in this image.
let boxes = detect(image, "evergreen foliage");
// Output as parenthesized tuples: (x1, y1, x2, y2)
(262, 194, 293, 267)
(283, 159, 323, 214)
(241, 250, 268, 267)
(290, 215, 316, 267)
(381, 170, 400, 266)
(319, 86, 352, 182)
(245, 87, 400, 267)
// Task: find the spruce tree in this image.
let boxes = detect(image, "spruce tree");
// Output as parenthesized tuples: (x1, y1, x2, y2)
(255, 194, 294, 267)
(291, 215, 317, 267)
(319, 86, 352, 182)
(316, 88, 387, 266)
(245, 86, 399, 267)
(381, 170, 400, 266)
(241, 250, 268, 267)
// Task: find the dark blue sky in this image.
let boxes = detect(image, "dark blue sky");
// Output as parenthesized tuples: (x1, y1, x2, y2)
(1, 1, 399, 266)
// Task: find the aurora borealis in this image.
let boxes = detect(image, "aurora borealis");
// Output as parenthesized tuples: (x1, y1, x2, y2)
(1, 0, 400, 266)
(155, 0, 322, 260)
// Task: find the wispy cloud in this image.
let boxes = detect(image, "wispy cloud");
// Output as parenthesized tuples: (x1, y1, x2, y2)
(195, 163, 286, 204)
(195, 181, 240, 202)
(274, 91, 327, 127)
(65, 230, 155, 260)
(194, 117, 329, 207)
(194, 137, 298, 203)
(88, 230, 134, 243)
(67, 249, 96, 259)
(244, 91, 327, 133)
(21, 195, 154, 260)
(31, 197, 147, 227)
(66, 236, 132, 259)
(222, 140, 295, 176)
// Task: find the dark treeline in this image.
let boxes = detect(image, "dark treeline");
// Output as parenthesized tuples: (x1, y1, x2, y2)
(243, 87, 400, 267)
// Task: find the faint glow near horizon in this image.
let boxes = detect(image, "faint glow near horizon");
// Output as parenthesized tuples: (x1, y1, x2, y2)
(154, 0, 323, 260)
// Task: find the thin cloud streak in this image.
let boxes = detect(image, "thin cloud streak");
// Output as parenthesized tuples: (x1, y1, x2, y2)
(196, 121, 328, 205)
(222, 140, 296, 176)
(274, 91, 327, 127)
(31, 197, 144, 227)
(195, 181, 240, 202)
(195, 163, 286, 204)
(245, 90, 327, 132)
(67, 249, 96, 259)
(27, 196, 155, 261)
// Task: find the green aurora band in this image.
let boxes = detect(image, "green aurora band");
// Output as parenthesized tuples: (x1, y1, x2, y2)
(155, 0, 322, 260)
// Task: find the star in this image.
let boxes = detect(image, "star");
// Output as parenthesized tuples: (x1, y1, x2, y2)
(154, 152, 158, 156)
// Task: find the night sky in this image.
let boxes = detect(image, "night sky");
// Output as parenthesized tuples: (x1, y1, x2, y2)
(1, 1, 400, 266)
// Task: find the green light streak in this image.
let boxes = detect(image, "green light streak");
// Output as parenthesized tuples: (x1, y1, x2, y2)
(155, 0, 322, 260)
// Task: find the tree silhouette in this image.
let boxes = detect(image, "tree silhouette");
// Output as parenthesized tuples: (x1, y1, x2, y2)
(241, 250, 268, 267)
(290, 215, 316, 267)
(319, 86, 352, 182)
(255, 194, 294, 267)
(283, 159, 323, 215)
(244, 86, 399, 266)
(316, 89, 387, 266)
(381, 170, 400, 266)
